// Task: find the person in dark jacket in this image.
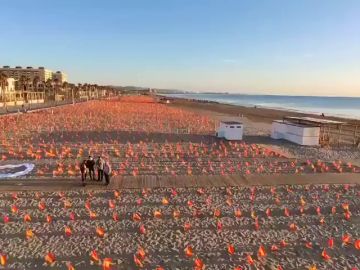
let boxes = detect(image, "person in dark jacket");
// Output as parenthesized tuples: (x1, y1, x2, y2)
(80, 159, 87, 186)
(86, 156, 95, 180)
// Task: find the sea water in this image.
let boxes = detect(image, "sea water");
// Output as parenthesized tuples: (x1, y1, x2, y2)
(163, 93, 360, 120)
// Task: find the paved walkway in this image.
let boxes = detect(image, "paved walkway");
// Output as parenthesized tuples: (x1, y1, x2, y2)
(0, 173, 359, 192)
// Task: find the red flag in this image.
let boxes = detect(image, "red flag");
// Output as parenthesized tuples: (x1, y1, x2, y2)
(194, 258, 204, 269)
(227, 244, 235, 255)
(328, 238, 334, 249)
(246, 255, 254, 265)
(139, 224, 146, 234)
(321, 249, 331, 260)
(91, 250, 100, 262)
(96, 227, 105, 238)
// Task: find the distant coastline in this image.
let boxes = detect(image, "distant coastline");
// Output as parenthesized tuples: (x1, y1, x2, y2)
(161, 93, 360, 120)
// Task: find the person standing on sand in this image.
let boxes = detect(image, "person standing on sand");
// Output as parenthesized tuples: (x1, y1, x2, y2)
(80, 159, 87, 186)
(103, 160, 112, 186)
(86, 156, 95, 180)
(96, 156, 105, 182)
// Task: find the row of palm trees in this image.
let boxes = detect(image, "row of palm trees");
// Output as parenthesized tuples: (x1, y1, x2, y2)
(0, 72, 115, 102)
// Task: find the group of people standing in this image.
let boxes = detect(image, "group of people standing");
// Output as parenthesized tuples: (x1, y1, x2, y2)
(80, 156, 112, 186)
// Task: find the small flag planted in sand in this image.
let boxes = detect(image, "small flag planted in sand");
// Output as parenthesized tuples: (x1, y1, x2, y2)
(234, 208, 242, 218)
(45, 252, 56, 265)
(258, 245, 266, 258)
(342, 234, 351, 245)
(90, 250, 100, 263)
(0, 253, 7, 266)
(185, 246, 194, 257)
(321, 249, 331, 261)
(65, 226, 72, 237)
(194, 258, 204, 270)
(108, 200, 115, 209)
(26, 229, 34, 239)
(38, 201, 46, 211)
(11, 205, 18, 214)
(139, 224, 146, 234)
(3, 215, 10, 223)
(23, 213, 31, 222)
(246, 254, 254, 265)
(103, 258, 113, 270)
(96, 227, 105, 238)
(154, 210, 162, 219)
(67, 262, 75, 270)
(227, 244, 235, 255)
(133, 212, 142, 222)
(354, 239, 360, 250)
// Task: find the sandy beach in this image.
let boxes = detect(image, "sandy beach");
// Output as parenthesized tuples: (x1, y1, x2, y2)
(0, 96, 359, 270)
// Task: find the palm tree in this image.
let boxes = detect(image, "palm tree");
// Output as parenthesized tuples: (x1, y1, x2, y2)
(45, 79, 53, 101)
(0, 73, 8, 102)
(33, 76, 40, 92)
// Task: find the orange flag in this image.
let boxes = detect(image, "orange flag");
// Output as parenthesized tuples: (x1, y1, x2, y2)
(133, 212, 142, 222)
(194, 258, 204, 269)
(354, 239, 360, 250)
(162, 197, 169, 205)
(247, 255, 254, 265)
(108, 200, 115, 209)
(342, 234, 351, 245)
(258, 245, 266, 258)
(213, 208, 221, 218)
(103, 258, 113, 270)
(234, 208, 242, 218)
(137, 247, 146, 260)
(184, 246, 194, 257)
(0, 254, 6, 266)
(46, 215, 53, 223)
(321, 249, 331, 261)
(90, 250, 100, 262)
(65, 226, 72, 237)
(96, 227, 105, 238)
(45, 252, 56, 264)
(67, 262, 75, 270)
(26, 229, 34, 240)
(23, 214, 32, 222)
(154, 210, 162, 219)
(133, 255, 143, 268)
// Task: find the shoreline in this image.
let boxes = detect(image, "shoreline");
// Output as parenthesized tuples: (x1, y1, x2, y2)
(163, 95, 360, 124)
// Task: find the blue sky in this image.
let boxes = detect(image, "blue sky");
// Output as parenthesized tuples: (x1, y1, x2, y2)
(1, 0, 359, 96)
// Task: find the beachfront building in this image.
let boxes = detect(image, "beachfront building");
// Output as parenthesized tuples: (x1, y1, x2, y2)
(52, 71, 68, 83)
(0, 66, 53, 84)
(217, 121, 244, 140)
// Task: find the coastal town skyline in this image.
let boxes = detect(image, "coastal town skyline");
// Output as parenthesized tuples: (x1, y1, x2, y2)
(1, 0, 359, 97)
